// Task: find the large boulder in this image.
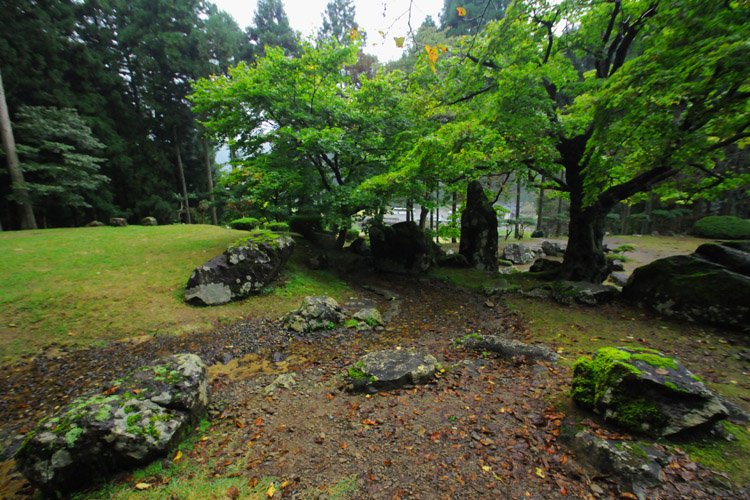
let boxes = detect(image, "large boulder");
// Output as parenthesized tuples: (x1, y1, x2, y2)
(347, 350, 438, 392)
(571, 347, 727, 437)
(185, 231, 294, 306)
(369, 221, 436, 274)
(502, 243, 538, 265)
(281, 296, 346, 333)
(459, 180, 498, 271)
(140, 216, 158, 226)
(15, 354, 209, 496)
(622, 242, 750, 331)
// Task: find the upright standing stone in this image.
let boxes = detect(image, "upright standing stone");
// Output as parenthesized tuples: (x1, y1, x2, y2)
(459, 180, 498, 271)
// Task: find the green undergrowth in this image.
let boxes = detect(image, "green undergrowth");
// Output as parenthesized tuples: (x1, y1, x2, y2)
(0, 226, 351, 363)
(671, 422, 750, 485)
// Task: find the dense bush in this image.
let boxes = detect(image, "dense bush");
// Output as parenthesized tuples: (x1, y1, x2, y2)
(346, 229, 360, 242)
(265, 221, 290, 232)
(289, 214, 323, 237)
(693, 216, 750, 240)
(229, 217, 260, 231)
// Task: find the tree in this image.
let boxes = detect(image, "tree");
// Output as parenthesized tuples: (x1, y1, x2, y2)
(12, 106, 108, 227)
(0, 70, 36, 230)
(439, 0, 509, 37)
(318, 0, 360, 45)
(250, 0, 299, 58)
(191, 41, 412, 245)
(449, 0, 750, 282)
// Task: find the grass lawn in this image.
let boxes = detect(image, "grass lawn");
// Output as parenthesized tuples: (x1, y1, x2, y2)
(0, 225, 348, 364)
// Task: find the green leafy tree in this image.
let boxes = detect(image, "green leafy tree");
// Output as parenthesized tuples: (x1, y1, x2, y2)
(191, 41, 411, 246)
(447, 0, 750, 282)
(250, 0, 299, 58)
(13, 106, 108, 227)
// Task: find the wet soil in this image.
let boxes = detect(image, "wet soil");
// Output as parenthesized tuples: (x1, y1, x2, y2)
(0, 271, 747, 499)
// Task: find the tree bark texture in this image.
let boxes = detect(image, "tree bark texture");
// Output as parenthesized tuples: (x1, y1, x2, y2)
(203, 137, 218, 225)
(174, 127, 191, 224)
(0, 70, 37, 230)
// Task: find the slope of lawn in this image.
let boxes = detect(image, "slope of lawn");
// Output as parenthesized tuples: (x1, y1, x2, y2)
(0, 225, 348, 364)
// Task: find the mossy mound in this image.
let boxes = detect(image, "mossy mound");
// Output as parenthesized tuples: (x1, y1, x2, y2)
(693, 216, 750, 240)
(571, 347, 727, 437)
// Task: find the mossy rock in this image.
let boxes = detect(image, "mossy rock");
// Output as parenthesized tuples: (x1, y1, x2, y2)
(571, 347, 727, 437)
(622, 254, 750, 331)
(15, 354, 209, 496)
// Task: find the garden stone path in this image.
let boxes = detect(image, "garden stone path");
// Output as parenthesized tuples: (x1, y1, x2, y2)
(0, 272, 746, 499)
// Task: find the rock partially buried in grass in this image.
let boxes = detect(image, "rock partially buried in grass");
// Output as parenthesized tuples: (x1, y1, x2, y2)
(571, 347, 727, 437)
(15, 354, 210, 496)
(347, 350, 438, 392)
(184, 230, 295, 306)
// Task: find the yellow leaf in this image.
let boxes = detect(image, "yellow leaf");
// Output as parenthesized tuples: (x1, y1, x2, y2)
(457, 7, 466, 17)
(349, 28, 360, 41)
(135, 482, 151, 490)
(482, 465, 492, 472)
(535, 467, 546, 478)
(436, 44, 448, 53)
(173, 450, 182, 462)
(267, 483, 277, 497)
(394, 36, 405, 48)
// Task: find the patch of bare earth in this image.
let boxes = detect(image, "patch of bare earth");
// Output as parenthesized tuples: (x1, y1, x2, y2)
(0, 272, 746, 499)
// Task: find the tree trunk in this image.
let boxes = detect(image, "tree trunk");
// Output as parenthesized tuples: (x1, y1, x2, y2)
(0, 69, 37, 230)
(560, 199, 610, 283)
(335, 227, 347, 249)
(514, 179, 521, 239)
(621, 203, 630, 235)
(451, 191, 457, 244)
(203, 137, 218, 225)
(536, 178, 545, 233)
(173, 127, 191, 224)
(419, 204, 428, 229)
(555, 197, 563, 236)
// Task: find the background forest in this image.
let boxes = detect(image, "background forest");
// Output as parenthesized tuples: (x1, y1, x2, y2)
(2, 0, 749, 274)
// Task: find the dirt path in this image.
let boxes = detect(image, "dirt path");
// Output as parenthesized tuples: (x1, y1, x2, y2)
(0, 272, 745, 499)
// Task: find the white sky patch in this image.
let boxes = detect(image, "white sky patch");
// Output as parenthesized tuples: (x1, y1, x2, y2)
(211, 0, 444, 62)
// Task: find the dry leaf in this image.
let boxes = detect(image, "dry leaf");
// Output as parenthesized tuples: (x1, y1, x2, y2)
(227, 486, 239, 499)
(173, 450, 183, 462)
(135, 482, 151, 490)
(267, 483, 277, 497)
(535, 467, 546, 478)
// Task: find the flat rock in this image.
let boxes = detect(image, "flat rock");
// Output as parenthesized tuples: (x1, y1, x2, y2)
(281, 296, 346, 332)
(349, 350, 438, 392)
(460, 334, 559, 363)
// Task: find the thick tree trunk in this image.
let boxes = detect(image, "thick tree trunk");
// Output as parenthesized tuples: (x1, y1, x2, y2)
(335, 227, 347, 249)
(173, 127, 191, 224)
(0, 70, 37, 230)
(560, 201, 610, 283)
(203, 137, 218, 225)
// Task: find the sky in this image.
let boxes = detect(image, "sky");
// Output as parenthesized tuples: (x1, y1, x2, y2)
(211, 0, 445, 62)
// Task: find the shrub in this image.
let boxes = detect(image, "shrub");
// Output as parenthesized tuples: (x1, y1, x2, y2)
(265, 222, 290, 232)
(229, 217, 260, 231)
(346, 229, 360, 242)
(693, 216, 750, 240)
(289, 214, 323, 237)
